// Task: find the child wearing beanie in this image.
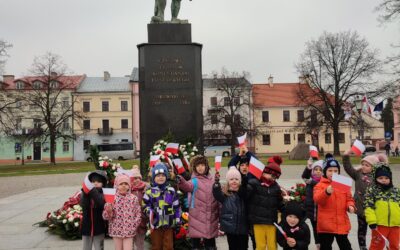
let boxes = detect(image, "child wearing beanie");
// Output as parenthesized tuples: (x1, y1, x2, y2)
(228, 145, 256, 176)
(130, 165, 148, 250)
(301, 159, 323, 249)
(364, 163, 400, 250)
(177, 155, 219, 250)
(276, 202, 311, 250)
(103, 174, 141, 250)
(142, 163, 181, 250)
(247, 161, 283, 250)
(314, 154, 355, 250)
(213, 167, 248, 250)
(342, 150, 385, 250)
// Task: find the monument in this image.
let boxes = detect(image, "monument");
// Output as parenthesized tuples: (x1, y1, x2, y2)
(138, 3, 203, 166)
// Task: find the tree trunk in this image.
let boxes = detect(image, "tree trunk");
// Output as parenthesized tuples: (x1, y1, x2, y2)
(50, 133, 56, 165)
(332, 123, 340, 156)
(21, 143, 25, 165)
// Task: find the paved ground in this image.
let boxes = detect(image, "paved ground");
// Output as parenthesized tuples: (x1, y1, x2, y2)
(0, 164, 399, 249)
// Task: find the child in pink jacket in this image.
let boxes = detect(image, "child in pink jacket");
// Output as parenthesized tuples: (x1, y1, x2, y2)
(103, 174, 141, 250)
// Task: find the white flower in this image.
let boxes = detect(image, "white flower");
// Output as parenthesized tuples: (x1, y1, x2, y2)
(187, 142, 192, 146)
(150, 152, 154, 156)
(190, 152, 195, 156)
(161, 155, 165, 159)
(62, 219, 67, 224)
(193, 146, 197, 151)
(159, 140, 164, 144)
(112, 166, 116, 170)
(99, 160, 104, 166)
(73, 205, 80, 210)
(98, 157, 103, 161)
(175, 154, 179, 156)
(114, 172, 118, 176)
(116, 163, 121, 167)
(68, 217, 74, 222)
(167, 152, 172, 156)
(103, 156, 109, 160)
(163, 142, 167, 145)
(153, 146, 158, 150)
(183, 151, 188, 155)
(57, 215, 61, 220)
(74, 222, 79, 227)
(109, 159, 113, 162)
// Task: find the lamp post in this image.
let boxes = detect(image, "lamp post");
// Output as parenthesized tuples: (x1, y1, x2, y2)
(354, 98, 364, 142)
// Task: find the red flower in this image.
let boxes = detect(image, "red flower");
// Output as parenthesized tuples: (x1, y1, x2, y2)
(295, 192, 300, 195)
(103, 161, 109, 168)
(291, 186, 295, 189)
(175, 226, 187, 239)
(301, 195, 306, 201)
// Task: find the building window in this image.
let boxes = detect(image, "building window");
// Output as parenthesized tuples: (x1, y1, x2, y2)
(298, 133, 305, 143)
(297, 110, 305, 122)
(83, 140, 91, 151)
(16, 81, 25, 90)
(262, 111, 269, 122)
(33, 119, 41, 128)
(83, 102, 90, 112)
(83, 120, 90, 130)
(284, 134, 291, 145)
(211, 115, 218, 124)
(210, 97, 217, 106)
(311, 109, 318, 124)
(15, 98, 23, 108)
(62, 97, 69, 108)
(339, 133, 345, 144)
(121, 119, 128, 129)
(225, 115, 231, 124)
(50, 81, 59, 89)
(63, 121, 70, 130)
(262, 134, 271, 145)
(102, 101, 109, 112)
(223, 97, 230, 106)
(233, 97, 240, 106)
(15, 142, 22, 153)
(121, 101, 128, 111)
(283, 110, 290, 122)
(63, 141, 69, 152)
(32, 81, 42, 89)
(16, 118, 22, 130)
(121, 139, 129, 142)
(325, 133, 332, 144)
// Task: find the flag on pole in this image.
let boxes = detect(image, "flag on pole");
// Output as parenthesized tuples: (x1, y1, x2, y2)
(351, 139, 366, 156)
(150, 154, 161, 168)
(165, 143, 179, 154)
(249, 156, 265, 179)
(362, 95, 372, 114)
(332, 173, 353, 192)
(215, 156, 222, 172)
(173, 158, 185, 174)
(273, 222, 288, 239)
(102, 188, 116, 203)
(309, 145, 319, 159)
(237, 133, 247, 147)
(373, 101, 384, 112)
(82, 174, 94, 194)
(182, 156, 190, 170)
(165, 156, 174, 168)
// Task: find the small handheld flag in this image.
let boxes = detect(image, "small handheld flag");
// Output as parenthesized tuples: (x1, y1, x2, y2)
(102, 188, 116, 203)
(215, 156, 222, 172)
(373, 101, 384, 112)
(332, 173, 353, 192)
(249, 156, 265, 179)
(150, 155, 161, 167)
(182, 156, 190, 170)
(237, 133, 247, 147)
(173, 158, 185, 174)
(274, 222, 288, 239)
(309, 145, 319, 159)
(82, 174, 94, 194)
(351, 139, 365, 156)
(165, 143, 179, 154)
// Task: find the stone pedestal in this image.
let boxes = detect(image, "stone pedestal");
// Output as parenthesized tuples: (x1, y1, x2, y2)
(138, 23, 203, 164)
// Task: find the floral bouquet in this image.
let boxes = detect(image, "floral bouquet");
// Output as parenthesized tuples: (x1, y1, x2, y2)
(98, 156, 120, 186)
(282, 183, 306, 203)
(36, 191, 83, 240)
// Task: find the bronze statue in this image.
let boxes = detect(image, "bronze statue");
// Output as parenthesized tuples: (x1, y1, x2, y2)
(152, 0, 191, 23)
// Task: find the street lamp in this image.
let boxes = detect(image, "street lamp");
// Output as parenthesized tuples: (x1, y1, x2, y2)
(354, 98, 364, 142)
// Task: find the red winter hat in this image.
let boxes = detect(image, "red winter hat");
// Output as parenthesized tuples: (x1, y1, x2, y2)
(267, 156, 283, 166)
(263, 162, 281, 178)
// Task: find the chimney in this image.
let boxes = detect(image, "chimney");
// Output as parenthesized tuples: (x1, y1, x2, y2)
(268, 75, 273, 87)
(50, 72, 58, 78)
(2, 75, 15, 82)
(104, 71, 110, 81)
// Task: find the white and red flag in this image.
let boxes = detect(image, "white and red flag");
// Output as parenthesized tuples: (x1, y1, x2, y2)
(362, 95, 372, 114)
(249, 156, 265, 179)
(215, 156, 222, 172)
(182, 156, 190, 170)
(165, 143, 179, 154)
(173, 158, 185, 174)
(351, 139, 366, 156)
(102, 188, 116, 203)
(82, 174, 94, 194)
(237, 133, 247, 147)
(274, 222, 288, 239)
(309, 145, 319, 159)
(150, 154, 161, 168)
(332, 173, 353, 192)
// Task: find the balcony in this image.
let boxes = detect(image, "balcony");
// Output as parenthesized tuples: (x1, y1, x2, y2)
(11, 128, 43, 136)
(98, 128, 113, 136)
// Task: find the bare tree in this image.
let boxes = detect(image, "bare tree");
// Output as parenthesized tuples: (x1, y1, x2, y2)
(23, 52, 85, 164)
(296, 31, 382, 155)
(376, 0, 400, 23)
(0, 39, 12, 75)
(204, 69, 253, 155)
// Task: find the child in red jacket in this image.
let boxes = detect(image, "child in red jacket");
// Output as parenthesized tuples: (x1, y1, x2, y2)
(313, 154, 356, 250)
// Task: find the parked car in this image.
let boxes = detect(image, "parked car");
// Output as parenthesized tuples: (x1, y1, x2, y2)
(204, 145, 238, 157)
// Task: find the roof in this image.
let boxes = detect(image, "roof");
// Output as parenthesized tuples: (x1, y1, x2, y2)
(76, 77, 131, 92)
(252, 82, 323, 107)
(130, 67, 138, 82)
(1, 75, 85, 90)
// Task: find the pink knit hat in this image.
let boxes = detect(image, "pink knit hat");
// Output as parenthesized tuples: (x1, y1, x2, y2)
(226, 167, 241, 184)
(361, 155, 379, 167)
(131, 165, 142, 179)
(115, 174, 131, 188)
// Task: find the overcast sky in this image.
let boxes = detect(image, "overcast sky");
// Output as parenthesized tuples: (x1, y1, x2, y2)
(0, 0, 398, 83)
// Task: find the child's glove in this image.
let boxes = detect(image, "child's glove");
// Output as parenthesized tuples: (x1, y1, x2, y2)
(369, 224, 377, 230)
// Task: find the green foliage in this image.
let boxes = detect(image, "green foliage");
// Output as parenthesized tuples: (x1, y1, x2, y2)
(380, 98, 394, 139)
(89, 144, 100, 169)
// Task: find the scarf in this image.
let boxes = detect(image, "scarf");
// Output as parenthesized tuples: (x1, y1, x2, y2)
(131, 181, 146, 192)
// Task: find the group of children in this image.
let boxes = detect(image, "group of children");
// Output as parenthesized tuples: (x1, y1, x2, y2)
(80, 146, 399, 250)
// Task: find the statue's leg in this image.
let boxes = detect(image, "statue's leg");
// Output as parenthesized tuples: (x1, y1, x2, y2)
(157, 0, 166, 20)
(171, 0, 181, 20)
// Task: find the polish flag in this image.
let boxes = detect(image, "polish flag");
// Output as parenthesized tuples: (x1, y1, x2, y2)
(165, 156, 174, 168)
(173, 158, 185, 174)
(237, 133, 247, 147)
(351, 139, 365, 156)
(102, 188, 116, 203)
(249, 156, 265, 179)
(274, 222, 288, 239)
(215, 156, 222, 172)
(182, 157, 190, 170)
(362, 95, 372, 114)
(150, 155, 161, 167)
(309, 145, 319, 159)
(165, 143, 179, 154)
(332, 173, 353, 192)
(82, 174, 94, 194)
